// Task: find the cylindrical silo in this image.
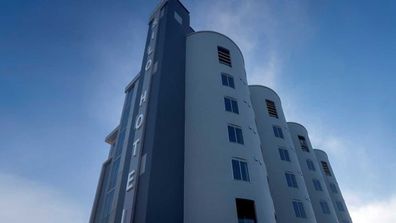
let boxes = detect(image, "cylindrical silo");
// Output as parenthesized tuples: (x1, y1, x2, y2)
(184, 32, 276, 223)
(288, 122, 339, 223)
(314, 149, 353, 223)
(249, 85, 317, 223)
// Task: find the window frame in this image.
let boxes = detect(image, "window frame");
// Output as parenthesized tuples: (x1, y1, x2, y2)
(232, 158, 250, 182)
(224, 97, 239, 114)
(228, 124, 244, 144)
(285, 172, 298, 188)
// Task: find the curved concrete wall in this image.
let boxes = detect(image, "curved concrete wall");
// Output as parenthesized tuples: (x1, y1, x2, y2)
(314, 149, 353, 223)
(249, 85, 317, 223)
(184, 32, 276, 223)
(288, 123, 339, 223)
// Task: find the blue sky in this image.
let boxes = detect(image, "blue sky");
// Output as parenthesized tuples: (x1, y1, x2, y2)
(1, 0, 395, 222)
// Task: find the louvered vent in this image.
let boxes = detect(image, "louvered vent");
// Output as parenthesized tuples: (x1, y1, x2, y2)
(321, 161, 332, 176)
(265, 100, 278, 118)
(218, 46, 232, 67)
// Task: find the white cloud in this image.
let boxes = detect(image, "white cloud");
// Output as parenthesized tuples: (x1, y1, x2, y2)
(346, 193, 396, 223)
(0, 172, 86, 223)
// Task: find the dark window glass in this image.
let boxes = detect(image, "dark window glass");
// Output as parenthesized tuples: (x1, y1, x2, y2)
(273, 126, 284, 139)
(108, 158, 120, 190)
(306, 159, 316, 171)
(101, 190, 114, 222)
(240, 161, 250, 181)
(228, 125, 237, 142)
(224, 97, 239, 114)
(320, 201, 331, 214)
(236, 198, 257, 223)
(336, 201, 345, 212)
(235, 128, 244, 144)
(285, 173, 298, 188)
(292, 201, 307, 218)
(265, 99, 278, 118)
(224, 97, 232, 112)
(222, 74, 228, 86)
(313, 179, 323, 191)
(229, 76, 235, 88)
(232, 159, 249, 182)
(232, 100, 239, 114)
(221, 73, 235, 88)
(218, 46, 232, 67)
(330, 183, 338, 194)
(232, 159, 242, 180)
(279, 148, 291, 162)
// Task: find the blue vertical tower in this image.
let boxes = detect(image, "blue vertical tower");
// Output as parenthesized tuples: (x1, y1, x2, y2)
(89, 1, 192, 223)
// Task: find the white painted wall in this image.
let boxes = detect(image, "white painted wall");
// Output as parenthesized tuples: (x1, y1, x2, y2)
(314, 149, 353, 223)
(250, 85, 317, 223)
(184, 31, 276, 223)
(288, 123, 339, 223)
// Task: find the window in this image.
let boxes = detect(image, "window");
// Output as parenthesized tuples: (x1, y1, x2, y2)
(292, 200, 307, 218)
(279, 148, 290, 162)
(330, 183, 338, 194)
(228, 125, 244, 144)
(336, 201, 345, 212)
(235, 198, 257, 223)
(298, 135, 309, 152)
(174, 11, 183, 24)
(321, 161, 332, 176)
(218, 46, 232, 67)
(306, 159, 316, 171)
(285, 172, 298, 188)
(320, 201, 331, 214)
(221, 73, 235, 88)
(273, 126, 284, 139)
(108, 158, 120, 190)
(265, 99, 278, 118)
(101, 190, 114, 222)
(232, 159, 250, 182)
(224, 97, 239, 114)
(313, 179, 323, 191)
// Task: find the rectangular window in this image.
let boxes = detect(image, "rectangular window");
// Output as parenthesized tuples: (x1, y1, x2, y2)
(321, 161, 332, 176)
(285, 172, 298, 188)
(336, 201, 345, 212)
(108, 158, 120, 190)
(221, 73, 235, 88)
(228, 125, 244, 144)
(174, 11, 183, 24)
(218, 46, 232, 67)
(306, 159, 316, 171)
(313, 179, 323, 191)
(279, 148, 291, 162)
(265, 99, 278, 118)
(224, 97, 239, 114)
(320, 201, 331, 214)
(273, 126, 284, 139)
(236, 198, 257, 223)
(330, 183, 338, 194)
(232, 159, 250, 182)
(292, 200, 307, 218)
(298, 135, 309, 152)
(101, 190, 115, 222)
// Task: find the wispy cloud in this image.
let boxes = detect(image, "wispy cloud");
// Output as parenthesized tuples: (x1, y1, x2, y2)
(0, 172, 86, 223)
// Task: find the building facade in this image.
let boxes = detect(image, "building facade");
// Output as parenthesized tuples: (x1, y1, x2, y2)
(315, 149, 353, 223)
(90, 1, 352, 223)
(288, 122, 339, 223)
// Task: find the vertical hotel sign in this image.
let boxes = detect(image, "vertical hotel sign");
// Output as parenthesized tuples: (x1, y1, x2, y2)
(121, 9, 160, 223)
